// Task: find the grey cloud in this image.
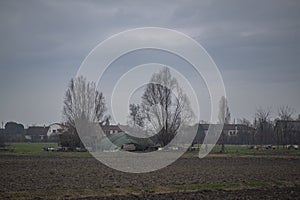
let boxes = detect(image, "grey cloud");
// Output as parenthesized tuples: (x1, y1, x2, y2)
(0, 0, 299, 125)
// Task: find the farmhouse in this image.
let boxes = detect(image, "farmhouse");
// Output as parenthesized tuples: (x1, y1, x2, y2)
(197, 124, 255, 136)
(47, 123, 69, 137)
(224, 124, 255, 136)
(193, 123, 256, 145)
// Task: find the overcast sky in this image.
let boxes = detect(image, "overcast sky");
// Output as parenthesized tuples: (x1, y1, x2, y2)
(0, 0, 300, 127)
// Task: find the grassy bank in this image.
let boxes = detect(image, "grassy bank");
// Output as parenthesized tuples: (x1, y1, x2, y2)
(1, 143, 299, 157)
(1, 143, 91, 157)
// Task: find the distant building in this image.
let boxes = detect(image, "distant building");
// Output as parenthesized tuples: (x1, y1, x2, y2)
(25, 126, 49, 142)
(47, 123, 68, 137)
(224, 124, 255, 136)
(193, 123, 256, 145)
(101, 124, 123, 135)
(198, 124, 255, 136)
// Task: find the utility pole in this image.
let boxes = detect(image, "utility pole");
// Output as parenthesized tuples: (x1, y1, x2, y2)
(1, 121, 3, 129)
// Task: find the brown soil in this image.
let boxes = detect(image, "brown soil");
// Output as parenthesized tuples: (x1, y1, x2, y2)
(0, 154, 299, 199)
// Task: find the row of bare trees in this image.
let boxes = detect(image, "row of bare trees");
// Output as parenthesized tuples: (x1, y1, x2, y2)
(253, 106, 300, 145)
(62, 68, 194, 147)
(219, 105, 299, 146)
(62, 68, 299, 148)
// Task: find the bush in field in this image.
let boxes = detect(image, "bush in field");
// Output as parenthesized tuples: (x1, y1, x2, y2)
(58, 132, 83, 148)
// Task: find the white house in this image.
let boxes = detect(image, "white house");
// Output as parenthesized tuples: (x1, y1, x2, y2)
(47, 123, 68, 137)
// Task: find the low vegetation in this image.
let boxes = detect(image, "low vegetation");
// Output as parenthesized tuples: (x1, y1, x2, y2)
(1, 143, 299, 157)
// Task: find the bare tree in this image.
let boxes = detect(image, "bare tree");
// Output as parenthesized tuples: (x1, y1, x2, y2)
(255, 107, 271, 123)
(62, 76, 107, 147)
(128, 103, 144, 127)
(218, 96, 230, 153)
(255, 107, 273, 145)
(276, 105, 296, 147)
(237, 118, 253, 145)
(141, 67, 193, 146)
(237, 118, 251, 126)
(278, 105, 295, 121)
(218, 96, 231, 125)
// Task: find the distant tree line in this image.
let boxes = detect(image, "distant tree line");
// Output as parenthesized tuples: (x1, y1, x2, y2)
(2, 68, 300, 149)
(0, 122, 56, 143)
(211, 105, 299, 146)
(0, 122, 25, 143)
(48, 71, 300, 148)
